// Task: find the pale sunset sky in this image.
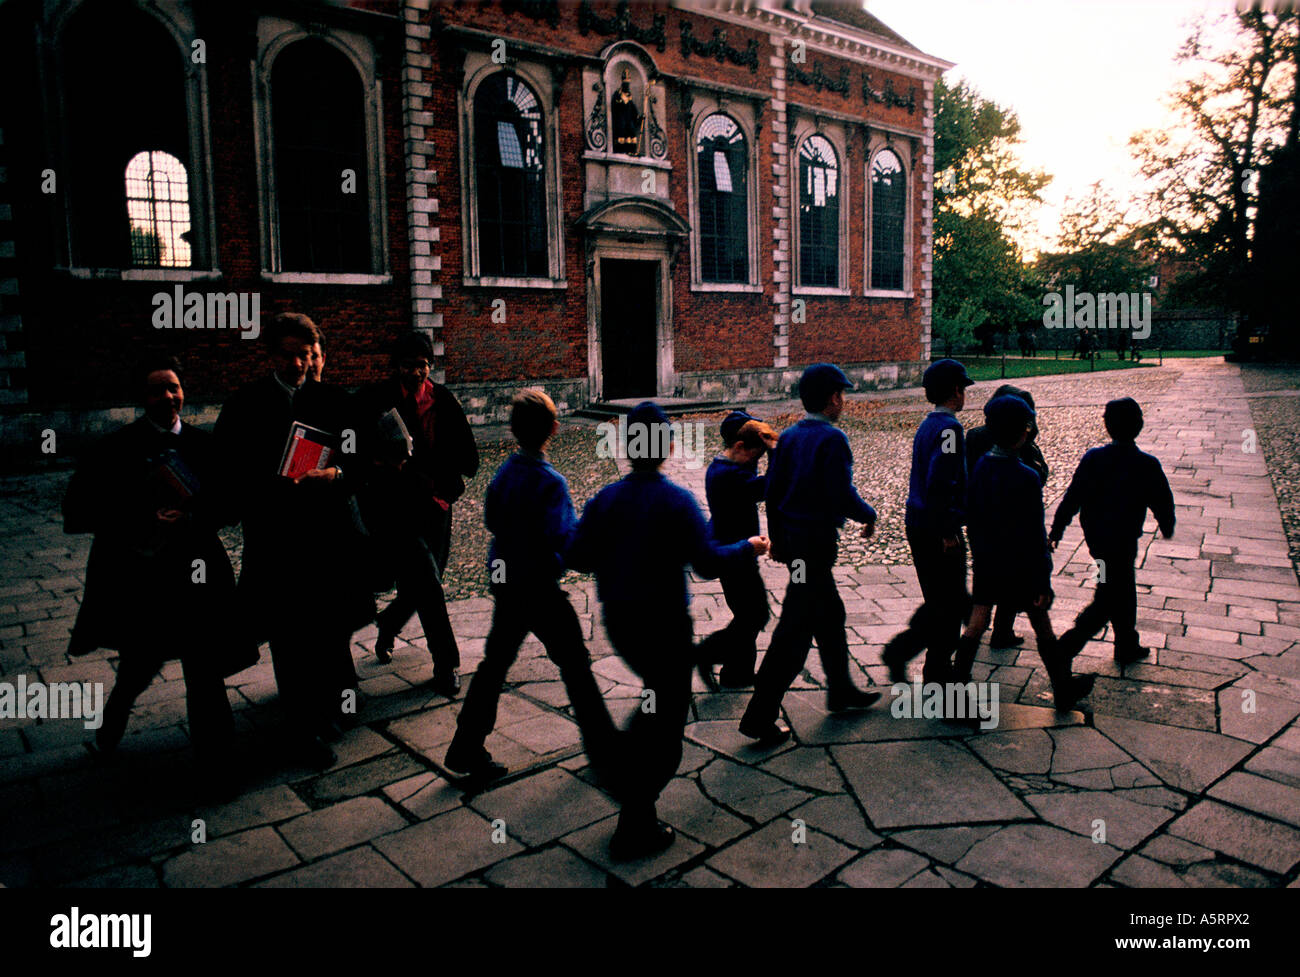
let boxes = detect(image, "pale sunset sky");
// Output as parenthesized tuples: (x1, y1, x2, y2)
(864, 0, 1238, 253)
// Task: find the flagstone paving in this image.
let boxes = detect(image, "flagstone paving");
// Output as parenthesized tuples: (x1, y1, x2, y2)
(2, 358, 1300, 887)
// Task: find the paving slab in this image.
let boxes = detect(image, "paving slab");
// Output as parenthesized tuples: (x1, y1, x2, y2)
(968, 728, 1053, 775)
(1207, 771, 1300, 829)
(277, 796, 409, 861)
(1093, 714, 1252, 793)
(787, 794, 881, 851)
(956, 824, 1122, 888)
(837, 847, 930, 888)
(1217, 687, 1300, 743)
(1166, 800, 1300, 875)
(697, 757, 813, 822)
(707, 820, 856, 888)
(372, 807, 523, 887)
(482, 846, 609, 888)
(757, 746, 847, 793)
(196, 786, 310, 838)
(257, 847, 414, 888)
(833, 740, 1032, 829)
(655, 776, 750, 847)
(161, 826, 299, 888)
(467, 767, 617, 846)
(562, 815, 705, 887)
(1024, 790, 1176, 850)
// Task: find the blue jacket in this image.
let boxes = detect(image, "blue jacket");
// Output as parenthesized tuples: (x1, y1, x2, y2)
(765, 415, 876, 562)
(904, 410, 966, 537)
(568, 470, 753, 610)
(1050, 441, 1175, 554)
(705, 455, 766, 544)
(485, 451, 575, 585)
(967, 450, 1053, 599)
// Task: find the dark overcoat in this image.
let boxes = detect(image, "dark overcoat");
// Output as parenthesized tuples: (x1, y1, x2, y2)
(63, 417, 258, 675)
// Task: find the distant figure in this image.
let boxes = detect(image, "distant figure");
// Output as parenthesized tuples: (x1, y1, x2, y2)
(443, 390, 616, 783)
(1018, 329, 1037, 358)
(965, 383, 1049, 648)
(307, 332, 325, 381)
(696, 410, 778, 690)
(64, 356, 256, 784)
(882, 359, 975, 683)
(955, 395, 1095, 712)
(739, 364, 882, 748)
(215, 314, 375, 769)
(568, 401, 767, 861)
(355, 332, 476, 697)
(1050, 397, 1175, 668)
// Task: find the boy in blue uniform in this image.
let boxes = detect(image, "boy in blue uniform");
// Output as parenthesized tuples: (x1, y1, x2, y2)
(444, 390, 615, 781)
(1050, 397, 1176, 667)
(882, 358, 974, 684)
(964, 383, 1049, 649)
(696, 410, 779, 689)
(568, 402, 768, 860)
(738, 364, 882, 747)
(954, 395, 1095, 711)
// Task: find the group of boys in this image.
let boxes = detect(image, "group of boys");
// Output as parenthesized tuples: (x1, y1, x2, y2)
(449, 358, 1177, 860)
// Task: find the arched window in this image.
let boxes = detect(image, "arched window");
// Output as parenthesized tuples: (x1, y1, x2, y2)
(474, 73, 548, 279)
(272, 39, 370, 272)
(125, 151, 191, 268)
(696, 114, 748, 284)
(798, 135, 839, 288)
(871, 150, 906, 290)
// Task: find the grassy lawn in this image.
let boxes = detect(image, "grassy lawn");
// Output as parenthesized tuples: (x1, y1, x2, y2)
(959, 356, 1150, 382)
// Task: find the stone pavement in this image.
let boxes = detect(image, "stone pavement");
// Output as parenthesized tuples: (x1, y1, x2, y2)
(2, 357, 1300, 887)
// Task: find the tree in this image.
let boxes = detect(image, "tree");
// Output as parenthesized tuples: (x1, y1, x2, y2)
(1129, 6, 1298, 322)
(932, 78, 1050, 354)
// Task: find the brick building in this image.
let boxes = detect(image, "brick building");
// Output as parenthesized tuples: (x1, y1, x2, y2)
(0, 0, 950, 445)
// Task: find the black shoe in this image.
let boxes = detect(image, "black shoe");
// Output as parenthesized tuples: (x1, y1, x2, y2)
(609, 819, 675, 862)
(881, 637, 910, 684)
(444, 744, 507, 783)
(301, 735, 337, 771)
(737, 717, 792, 747)
(1053, 674, 1096, 713)
(1115, 646, 1150, 668)
(990, 632, 1024, 649)
(695, 660, 719, 693)
(718, 667, 755, 689)
(430, 669, 461, 698)
(826, 687, 882, 712)
(375, 628, 396, 664)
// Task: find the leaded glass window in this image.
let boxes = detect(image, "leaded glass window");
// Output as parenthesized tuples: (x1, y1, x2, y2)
(475, 73, 548, 278)
(871, 150, 906, 290)
(798, 135, 839, 288)
(696, 114, 748, 283)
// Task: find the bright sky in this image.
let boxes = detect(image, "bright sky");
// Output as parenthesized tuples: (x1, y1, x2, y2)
(865, 0, 1236, 253)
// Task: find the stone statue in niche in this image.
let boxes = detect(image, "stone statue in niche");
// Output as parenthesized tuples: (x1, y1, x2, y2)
(610, 66, 643, 154)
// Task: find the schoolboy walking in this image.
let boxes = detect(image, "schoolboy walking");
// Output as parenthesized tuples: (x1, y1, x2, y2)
(954, 395, 1095, 712)
(882, 359, 975, 684)
(444, 390, 615, 781)
(568, 401, 768, 860)
(696, 410, 779, 690)
(738, 364, 882, 747)
(1049, 397, 1175, 667)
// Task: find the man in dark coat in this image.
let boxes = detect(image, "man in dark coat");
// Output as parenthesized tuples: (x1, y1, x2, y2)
(353, 331, 478, 696)
(964, 383, 1049, 648)
(64, 357, 256, 774)
(215, 313, 375, 769)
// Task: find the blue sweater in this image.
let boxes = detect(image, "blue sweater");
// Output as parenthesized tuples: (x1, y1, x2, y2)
(1050, 441, 1175, 553)
(705, 455, 766, 544)
(967, 450, 1053, 599)
(765, 415, 876, 561)
(485, 451, 575, 585)
(567, 470, 753, 610)
(904, 410, 967, 537)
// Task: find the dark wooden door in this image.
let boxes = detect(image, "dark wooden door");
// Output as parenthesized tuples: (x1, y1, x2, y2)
(600, 259, 658, 400)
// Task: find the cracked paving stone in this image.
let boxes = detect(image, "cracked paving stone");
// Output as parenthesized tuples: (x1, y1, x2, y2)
(195, 785, 309, 838)
(788, 794, 881, 851)
(1109, 855, 1188, 888)
(708, 819, 856, 888)
(381, 773, 463, 821)
(1024, 790, 1176, 850)
(468, 767, 617, 846)
(1167, 800, 1300, 875)
(161, 827, 299, 888)
(968, 728, 1053, 775)
(833, 740, 1031, 829)
(758, 747, 847, 793)
(1244, 744, 1300, 789)
(685, 720, 796, 763)
(482, 846, 608, 888)
(301, 753, 428, 805)
(1082, 677, 1217, 730)
(957, 824, 1122, 888)
(1217, 687, 1300, 743)
(1093, 714, 1253, 792)
(655, 776, 749, 848)
(1137, 835, 1216, 867)
(890, 826, 1000, 865)
(1048, 727, 1134, 774)
(697, 758, 813, 822)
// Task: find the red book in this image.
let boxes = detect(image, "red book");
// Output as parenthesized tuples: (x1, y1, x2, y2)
(278, 422, 337, 480)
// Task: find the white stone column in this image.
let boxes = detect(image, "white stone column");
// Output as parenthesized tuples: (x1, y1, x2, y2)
(769, 35, 791, 371)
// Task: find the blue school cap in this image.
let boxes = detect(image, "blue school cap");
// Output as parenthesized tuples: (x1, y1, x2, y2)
(720, 410, 759, 444)
(922, 358, 975, 395)
(798, 363, 854, 405)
